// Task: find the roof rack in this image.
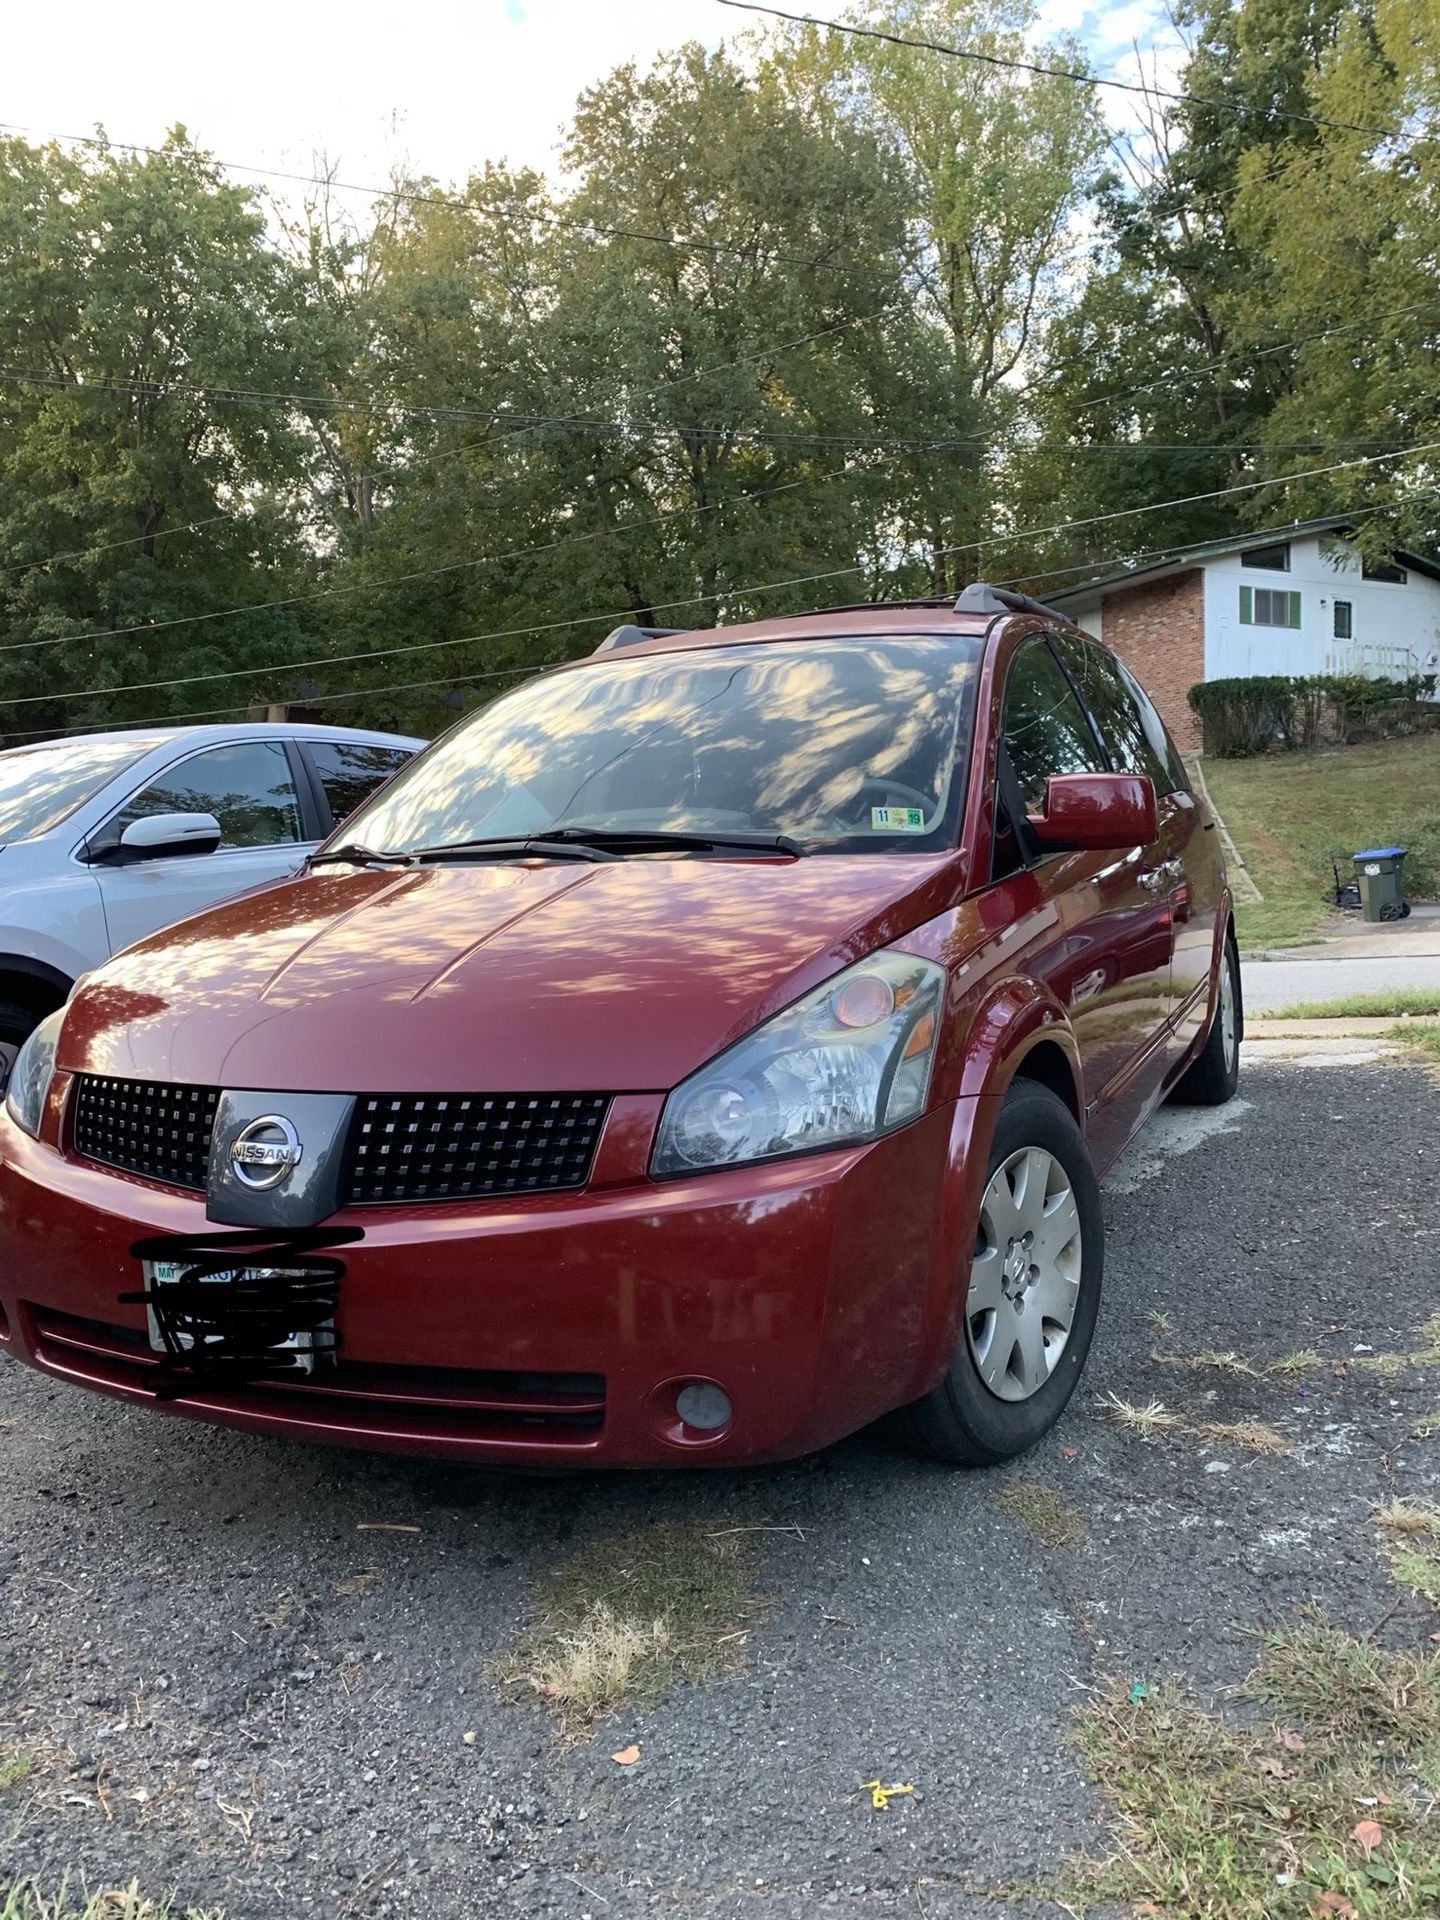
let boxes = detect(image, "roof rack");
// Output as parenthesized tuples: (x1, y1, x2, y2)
(952, 582, 1065, 622)
(593, 623, 691, 654)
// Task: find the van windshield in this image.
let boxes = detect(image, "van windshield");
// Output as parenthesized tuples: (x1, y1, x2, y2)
(0, 735, 163, 843)
(337, 637, 982, 857)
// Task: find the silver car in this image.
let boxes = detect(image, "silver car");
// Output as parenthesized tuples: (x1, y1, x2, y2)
(0, 722, 423, 1083)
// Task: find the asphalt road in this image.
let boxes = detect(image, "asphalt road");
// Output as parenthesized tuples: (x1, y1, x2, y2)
(1242, 950, 1440, 1013)
(2, 1054, 1438, 1920)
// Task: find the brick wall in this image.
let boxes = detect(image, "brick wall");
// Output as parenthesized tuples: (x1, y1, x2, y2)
(1097, 569, 1205, 752)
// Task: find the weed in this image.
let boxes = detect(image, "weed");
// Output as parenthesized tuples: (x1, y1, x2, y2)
(1375, 1500, 1440, 1538)
(1267, 1348, 1327, 1376)
(498, 1524, 758, 1734)
(1147, 1309, 1175, 1334)
(1191, 1418, 1292, 1455)
(1390, 1020, 1440, 1067)
(0, 1882, 221, 1919)
(1099, 1392, 1185, 1438)
(1070, 1618, 1440, 1916)
(0, 1752, 31, 1789)
(993, 1480, 1084, 1548)
(1152, 1348, 1263, 1378)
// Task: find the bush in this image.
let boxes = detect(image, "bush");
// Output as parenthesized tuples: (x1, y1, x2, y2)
(1188, 673, 1439, 757)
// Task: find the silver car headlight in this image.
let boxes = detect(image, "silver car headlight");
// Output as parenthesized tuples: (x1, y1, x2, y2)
(4, 1007, 65, 1139)
(652, 951, 945, 1177)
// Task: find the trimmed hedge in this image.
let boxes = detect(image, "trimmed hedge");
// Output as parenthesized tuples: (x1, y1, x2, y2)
(1187, 673, 1440, 757)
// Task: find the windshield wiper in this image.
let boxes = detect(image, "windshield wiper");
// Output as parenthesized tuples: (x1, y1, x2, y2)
(308, 843, 413, 869)
(408, 837, 619, 864)
(543, 826, 806, 858)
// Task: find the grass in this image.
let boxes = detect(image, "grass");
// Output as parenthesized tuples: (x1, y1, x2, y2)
(993, 1480, 1084, 1547)
(0, 1887, 220, 1920)
(1271, 988, 1440, 1020)
(498, 1523, 759, 1734)
(1375, 1501, 1440, 1606)
(1390, 1020, 1440, 1065)
(1101, 1394, 1291, 1453)
(0, 1751, 31, 1788)
(1203, 734, 1440, 949)
(1070, 1617, 1440, 1917)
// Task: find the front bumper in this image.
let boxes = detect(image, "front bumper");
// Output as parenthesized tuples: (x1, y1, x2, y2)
(0, 1090, 978, 1468)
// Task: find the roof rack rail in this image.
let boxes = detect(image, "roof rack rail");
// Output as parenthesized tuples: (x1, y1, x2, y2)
(593, 623, 690, 654)
(953, 582, 1065, 622)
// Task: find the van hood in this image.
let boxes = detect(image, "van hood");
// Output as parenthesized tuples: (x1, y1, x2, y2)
(60, 855, 957, 1093)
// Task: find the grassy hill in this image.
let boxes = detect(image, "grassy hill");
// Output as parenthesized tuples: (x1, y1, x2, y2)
(1202, 734, 1440, 949)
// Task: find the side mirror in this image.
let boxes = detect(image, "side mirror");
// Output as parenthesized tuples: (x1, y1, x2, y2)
(1026, 773, 1157, 853)
(114, 811, 223, 861)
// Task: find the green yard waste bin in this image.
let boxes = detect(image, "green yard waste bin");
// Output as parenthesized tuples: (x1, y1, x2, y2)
(1352, 846, 1408, 923)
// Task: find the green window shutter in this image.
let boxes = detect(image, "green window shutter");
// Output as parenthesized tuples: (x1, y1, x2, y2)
(1289, 590, 1302, 628)
(1239, 585, 1252, 624)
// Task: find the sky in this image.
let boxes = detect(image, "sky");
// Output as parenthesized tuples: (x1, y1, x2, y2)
(3, 0, 1180, 215)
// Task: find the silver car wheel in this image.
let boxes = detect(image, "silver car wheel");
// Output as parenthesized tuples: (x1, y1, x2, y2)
(965, 1146, 1083, 1403)
(1220, 953, 1238, 1072)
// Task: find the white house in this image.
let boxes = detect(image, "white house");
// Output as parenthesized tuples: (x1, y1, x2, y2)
(1048, 516, 1440, 749)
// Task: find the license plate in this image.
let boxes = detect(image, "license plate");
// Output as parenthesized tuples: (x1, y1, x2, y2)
(143, 1259, 325, 1375)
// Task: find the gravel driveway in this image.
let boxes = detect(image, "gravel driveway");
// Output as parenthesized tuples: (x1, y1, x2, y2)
(2, 1055, 1437, 1919)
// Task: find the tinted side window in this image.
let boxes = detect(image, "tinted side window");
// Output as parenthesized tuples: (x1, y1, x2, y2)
(1001, 639, 1106, 813)
(116, 741, 303, 848)
(1049, 631, 1165, 790)
(1051, 631, 1189, 797)
(308, 741, 413, 827)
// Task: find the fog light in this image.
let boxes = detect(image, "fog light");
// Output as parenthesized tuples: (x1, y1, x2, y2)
(675, 1381, 732, 1431)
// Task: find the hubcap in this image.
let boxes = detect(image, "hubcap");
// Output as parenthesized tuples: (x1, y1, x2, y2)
(1220, 955, 1238, 1070)
(965, 1146, 1082, 1403)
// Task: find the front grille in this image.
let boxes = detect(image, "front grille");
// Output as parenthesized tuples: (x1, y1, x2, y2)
(72, 1076, 219, 1191)
(343, 1092, 610, 1205)
(70, 1076, 611, 1207)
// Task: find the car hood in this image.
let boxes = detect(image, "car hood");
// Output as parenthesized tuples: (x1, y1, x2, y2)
(60, 855, 958, 1093)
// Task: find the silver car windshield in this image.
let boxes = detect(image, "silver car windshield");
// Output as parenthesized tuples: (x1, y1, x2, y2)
(337, 637, 983, 857)
(0, 736, 164, 843)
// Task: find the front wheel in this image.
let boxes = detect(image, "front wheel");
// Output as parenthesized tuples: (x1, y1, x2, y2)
(0, 1000, 41, 1097)
(894, 1079, 1104, 1467)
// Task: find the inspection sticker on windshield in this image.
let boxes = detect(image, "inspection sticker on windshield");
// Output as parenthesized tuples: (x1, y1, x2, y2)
(871, 805, 926, 832)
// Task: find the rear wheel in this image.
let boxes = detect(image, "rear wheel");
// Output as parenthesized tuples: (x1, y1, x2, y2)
(0, 1000, 40, 1095)
(895, 1079, 1104, 1467)
(1173, 936, 1241, 1107)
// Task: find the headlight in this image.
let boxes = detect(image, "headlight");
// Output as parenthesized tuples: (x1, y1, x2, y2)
(4, 1007, 65, 1140)
(652, 951, 945, 1177)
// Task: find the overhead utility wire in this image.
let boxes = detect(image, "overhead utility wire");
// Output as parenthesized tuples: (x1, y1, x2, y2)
(0, 120, 899, 282)
(13, 487, 1433, 744)
(6, 439, 1434, 715)
(715, 1, 1406, 141)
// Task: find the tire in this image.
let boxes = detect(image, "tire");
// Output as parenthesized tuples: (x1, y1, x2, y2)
(894, 1079, 1104, 1467)
(0, 999, 41, 1096)
(1173, 935, 1241, 1107)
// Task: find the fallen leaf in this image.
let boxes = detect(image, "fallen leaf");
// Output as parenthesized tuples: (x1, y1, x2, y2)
(1256, 1756, 1287, 1778)
(1351, 1819, 1383, 1853)
(1280, 1729, 1306, 1752)
(1316, 1893, 1358, 1916)
(1060, 1446, 1078, 1459)
(611, 1744, 640, 1766)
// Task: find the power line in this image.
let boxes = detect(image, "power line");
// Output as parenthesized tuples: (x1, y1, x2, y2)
(0, 120, 901, 282)
(716, 1, 1405, 141)
(5, 438, 1434, 715)
(11, 488, 1435, 745)
(5, 511, 235, 576)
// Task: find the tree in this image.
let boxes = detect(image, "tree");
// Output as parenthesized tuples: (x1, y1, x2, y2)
(0, 131, 331, 742)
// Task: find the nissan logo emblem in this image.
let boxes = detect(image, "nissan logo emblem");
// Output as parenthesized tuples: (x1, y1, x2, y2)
(229, 1115, 304, 1191)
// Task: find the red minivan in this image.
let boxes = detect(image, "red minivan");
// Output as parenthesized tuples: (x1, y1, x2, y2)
(0, 587, 1240, 1469)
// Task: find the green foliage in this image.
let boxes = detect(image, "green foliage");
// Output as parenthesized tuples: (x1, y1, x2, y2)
(1188, 673, 1440, 755)
(0, 0, 1438, 742)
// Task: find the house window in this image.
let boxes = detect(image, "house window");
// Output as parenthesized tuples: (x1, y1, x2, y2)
(1333, 599, 1353, 640)
(1239, 585, 1301, 628)
(1362, 560, 1407, 585)
(1241, 542, 1291, 571)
